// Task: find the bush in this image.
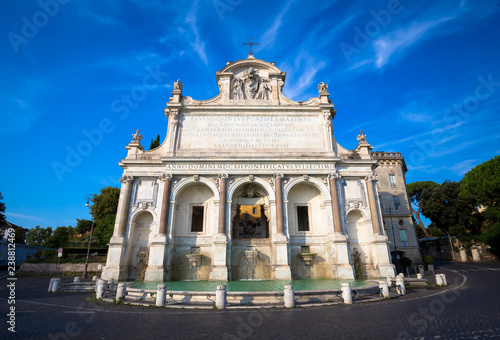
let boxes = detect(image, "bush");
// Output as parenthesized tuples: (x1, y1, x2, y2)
(424, 255, 434, 264)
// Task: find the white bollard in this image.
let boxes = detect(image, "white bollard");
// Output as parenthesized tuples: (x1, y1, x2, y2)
(108, 278, 115, 291)
(395, 276, 406, 295)
(215, 284, 227, 309)
(283, 284, 295, 308)
(94, 277, 101, 291)
(386, 275, 393, 287)
(435, 274, 444, 286)
(417, 273, 422, 279)
(440, 274, 448, 286)
(74, 277, 81, 283)
(52, 278, 61, 292)
(459, 247, 468, 262)
(116, 283, 127, 301)
(96, 279, 106, 299)
(48, 278, 55, 292)
(341, 282, 353, 304)
(156, 284, 166, 307)
(379, 281, 390, 298)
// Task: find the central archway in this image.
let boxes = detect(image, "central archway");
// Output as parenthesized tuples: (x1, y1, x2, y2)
(230, 181, 272, 280)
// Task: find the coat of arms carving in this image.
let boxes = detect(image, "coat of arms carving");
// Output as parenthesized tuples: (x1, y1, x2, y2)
(231, 67, 272, 100)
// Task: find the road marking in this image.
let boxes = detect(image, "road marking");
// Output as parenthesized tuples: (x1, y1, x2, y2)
(63, 311, 95, 314)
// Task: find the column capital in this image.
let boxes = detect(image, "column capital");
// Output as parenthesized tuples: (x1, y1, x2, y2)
(120, 175, 134, 184)
(218, 173, 229, 179)
(158, 173, 172, 181)
(275, 173, 284, 180)
(365, 174, 377, 182)
(328, 172, 341, 180)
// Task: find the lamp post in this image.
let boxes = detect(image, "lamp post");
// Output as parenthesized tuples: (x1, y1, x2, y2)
(438, 228, 456, 261)
(83, 194, 96, 279)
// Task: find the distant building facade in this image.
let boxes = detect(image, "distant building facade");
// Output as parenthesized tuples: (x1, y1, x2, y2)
(372, 152, 421, 268)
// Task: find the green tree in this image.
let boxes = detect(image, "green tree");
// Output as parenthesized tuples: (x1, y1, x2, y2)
(76, 218, 93, 235)
(406, 181, 440, 238)
(85, 186, 120, 247)
(0, 192, 6, 223)
(421, 180, 482, 237)
(44, 226, 71, 248)
(26, 226, 53, 246)
(13, 226, 28, 244)
(148, 134, 161, 150)
(460, 155, 500, 208)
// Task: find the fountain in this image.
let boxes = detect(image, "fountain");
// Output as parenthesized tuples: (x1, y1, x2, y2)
(239, 246, 259, 280)
(299, 246, 317, 266)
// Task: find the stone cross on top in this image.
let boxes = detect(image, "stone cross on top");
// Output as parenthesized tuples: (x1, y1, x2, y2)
(243, 38, 259, 57)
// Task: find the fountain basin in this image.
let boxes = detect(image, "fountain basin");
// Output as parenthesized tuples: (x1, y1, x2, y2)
(299, 253, 317, 266)
(185, 254, 202, 268)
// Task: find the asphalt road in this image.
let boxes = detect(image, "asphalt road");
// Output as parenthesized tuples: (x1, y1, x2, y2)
(1, 261, 499, 339)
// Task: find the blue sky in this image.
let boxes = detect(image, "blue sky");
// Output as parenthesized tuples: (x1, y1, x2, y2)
(1, 0, 499, 229)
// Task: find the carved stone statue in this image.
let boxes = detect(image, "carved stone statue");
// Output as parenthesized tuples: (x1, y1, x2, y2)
(318, 82, 328, 94)
(232, 78, 243, 99)
(244, 67, 259, 99)
(257, 78, 272, 99)
(356, 130, 367, 143)
(132, 129, 143, 142)
(174, 79, 183, 91)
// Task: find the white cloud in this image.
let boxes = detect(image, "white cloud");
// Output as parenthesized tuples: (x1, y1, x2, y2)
(452, 159, 477, 175)
(259, 0, 295, 49)
(401, 111, 432, 123)
(373, 17, 453, 68)
(182, 1, 208, 65)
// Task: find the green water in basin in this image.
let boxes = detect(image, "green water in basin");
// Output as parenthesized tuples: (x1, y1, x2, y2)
(128, 279, 373, 292)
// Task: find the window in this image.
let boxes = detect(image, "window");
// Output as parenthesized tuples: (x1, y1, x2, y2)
(191, 206, 204, 232)
(252, 207, 257, 214)
(384, 229, 388, 237)
(389, 174, 396, 188)
(393, 195, 401, 211)
(297, 206, 310, 232)
(399, 229, 408, 247)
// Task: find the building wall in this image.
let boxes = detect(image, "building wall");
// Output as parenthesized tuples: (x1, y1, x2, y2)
(373, 152, 421, 265)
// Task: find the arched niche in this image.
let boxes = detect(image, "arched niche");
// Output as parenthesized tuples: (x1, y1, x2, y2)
(287, 183, 323, 235)
(230, 181, 271, 239)
(127, 211, 154, 280)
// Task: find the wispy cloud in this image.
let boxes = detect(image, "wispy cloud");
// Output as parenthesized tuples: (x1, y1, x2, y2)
(452, 159, 477, 175)
(182, 1, 208, 65)
(373, 17, 453, 68)
(259, 0, 295, 49)
(282, 53, 326, 100)
(6, 212, 48, 223)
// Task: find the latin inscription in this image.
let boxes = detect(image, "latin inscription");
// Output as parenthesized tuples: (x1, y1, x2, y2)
(164, 163, 336, 171)
(180, 115, 323, 149)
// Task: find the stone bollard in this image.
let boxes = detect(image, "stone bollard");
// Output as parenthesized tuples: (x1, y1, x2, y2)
(386, 275, 393, 287)
(459, 247, 468, 262)
(108, 278, 115, 291)
(417, 273, 422, 279)
(96, 279, 107, 299)
(74, 277, 81, 283)
(395, 276, 406, 295)
(116, 283, 127, 301)
(94, 277, 100, 291)
(435, 274, 444, 286)
(379, 281, 390, 298)
(440, 274, 448, 286)
(341, 282, 353, 304)
(156, 284, 166, 307)
(48, 278, 55, 293)
(52, 278, 61, 292)
(215, 284, 227, 310)
(284, 284, 295, 308)
(471, 246, 481, 262)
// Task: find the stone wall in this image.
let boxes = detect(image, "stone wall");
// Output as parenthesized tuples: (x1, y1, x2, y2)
(20, 263, 104, 273)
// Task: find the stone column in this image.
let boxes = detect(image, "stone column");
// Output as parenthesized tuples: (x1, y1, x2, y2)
(117, 175, 134, 236)
(218, 173, 228, 234)
(275, 173, 284, 234)
(158, 174, 172, 235)
(328, 173, 343, 234)
(365, 175, 383, 235)
(210, 174, 229, 281)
